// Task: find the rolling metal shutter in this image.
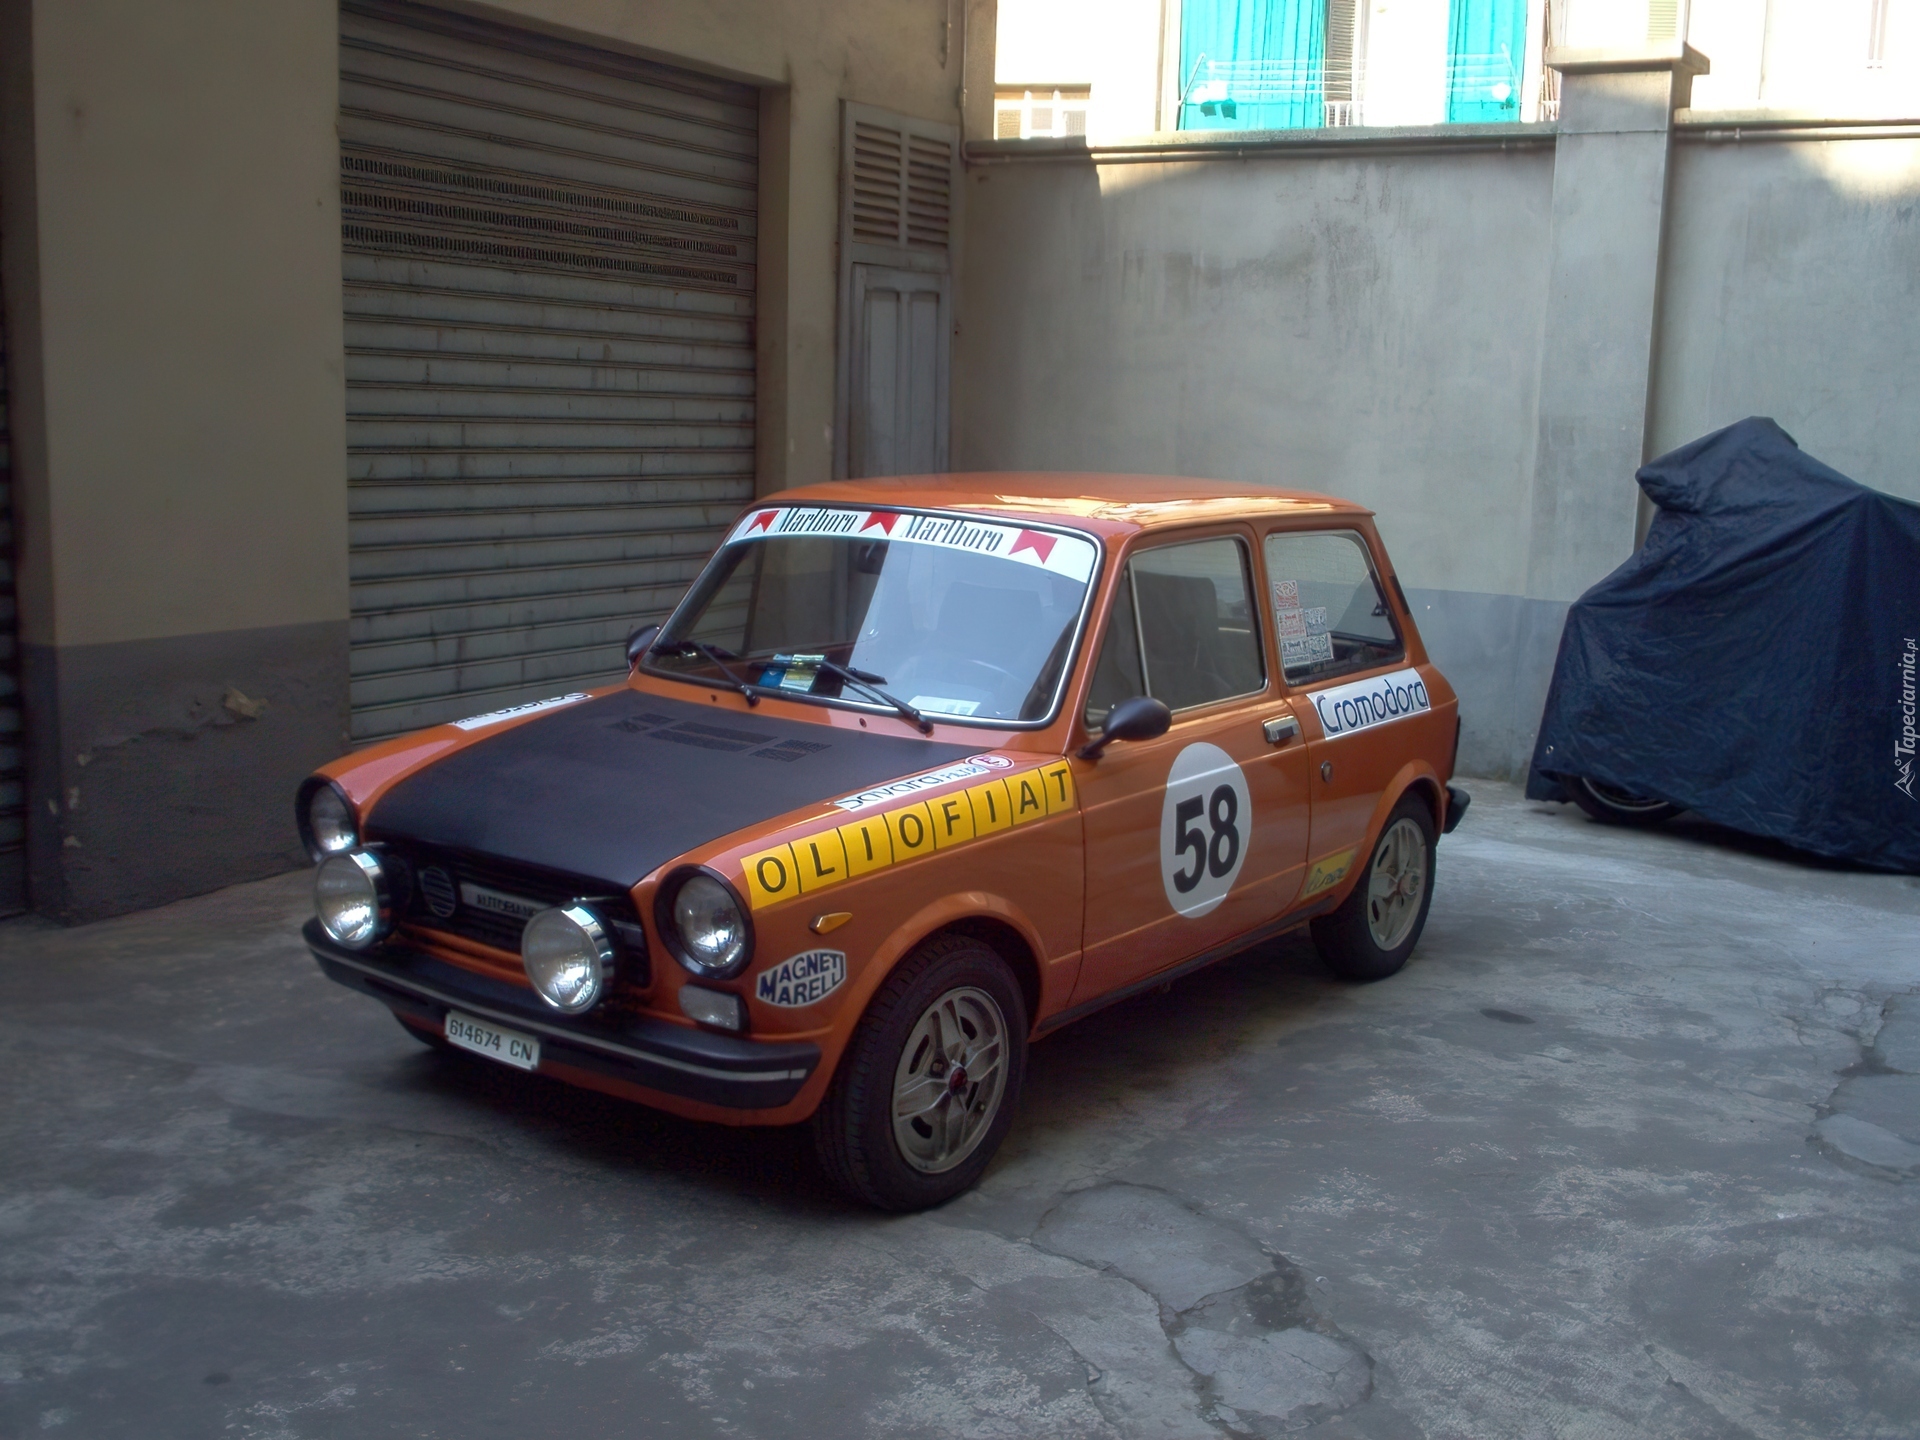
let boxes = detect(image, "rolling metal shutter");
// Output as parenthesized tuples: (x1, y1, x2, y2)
(0, 281, 22, 915)
(340, 1, 757, 743)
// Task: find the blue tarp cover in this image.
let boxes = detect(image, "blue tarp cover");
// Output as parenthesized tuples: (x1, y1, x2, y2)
(1527, 417, 1920, 872)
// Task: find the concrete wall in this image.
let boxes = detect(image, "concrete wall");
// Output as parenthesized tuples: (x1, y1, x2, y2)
(0, 0, 994, 920)
(955, 108, 1920, 780)
(1653, 132, 1920, 502)
(954, 136, 1565, 776)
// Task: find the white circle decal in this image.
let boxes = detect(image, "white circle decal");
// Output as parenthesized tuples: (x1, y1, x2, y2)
(1159, 742, 1252, 918)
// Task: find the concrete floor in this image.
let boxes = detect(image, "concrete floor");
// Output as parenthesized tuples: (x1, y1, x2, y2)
(2, 784, 1918, 1440)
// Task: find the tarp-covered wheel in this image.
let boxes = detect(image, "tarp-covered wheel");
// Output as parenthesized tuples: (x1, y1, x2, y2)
(1567, 776, 1682, 827)
(813, 933, 1028, 1211)
(1312, 795, 1436, 982)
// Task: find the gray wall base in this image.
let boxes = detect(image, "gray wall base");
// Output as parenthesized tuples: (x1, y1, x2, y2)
(1407, 587, 1569, 781)
(22, 621, 347, 923)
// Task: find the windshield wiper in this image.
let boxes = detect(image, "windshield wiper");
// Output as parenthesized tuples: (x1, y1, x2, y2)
(813, 659, 933, 734)
(652, 639, 762, 707)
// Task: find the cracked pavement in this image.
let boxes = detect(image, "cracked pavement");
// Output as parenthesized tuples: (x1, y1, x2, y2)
(2, 783, 1918, 1438)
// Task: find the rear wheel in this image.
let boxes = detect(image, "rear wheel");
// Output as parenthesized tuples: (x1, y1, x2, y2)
(1567, 776, 1681, 827)
(1311, 796, 1436, 983)
(813, 934, 1028, 1211)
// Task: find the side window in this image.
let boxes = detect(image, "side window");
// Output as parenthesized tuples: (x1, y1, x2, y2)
(1262, 529, 1404, 685)
(1084, 535, 1265, 728)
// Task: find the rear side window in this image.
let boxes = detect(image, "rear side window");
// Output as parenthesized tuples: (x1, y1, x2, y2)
(1262, 529, 1404, 685)
(1084, 536, 1265, 727)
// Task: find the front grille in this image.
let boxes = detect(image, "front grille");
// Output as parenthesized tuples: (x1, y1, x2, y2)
(374, 841, 650, 987)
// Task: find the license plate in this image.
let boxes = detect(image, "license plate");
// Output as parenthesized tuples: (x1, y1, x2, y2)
(444, 1011, 540, 1071)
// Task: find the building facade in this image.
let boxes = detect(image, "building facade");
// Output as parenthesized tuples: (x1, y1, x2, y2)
(2, 0, 1917, 922)
(995, 0, 1920, 137)
(0, 0, 992, 920)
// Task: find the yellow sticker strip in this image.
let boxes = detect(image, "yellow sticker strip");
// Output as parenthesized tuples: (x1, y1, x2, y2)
(741, 760, 1076, 911)
(1301, 847, 1357, 898)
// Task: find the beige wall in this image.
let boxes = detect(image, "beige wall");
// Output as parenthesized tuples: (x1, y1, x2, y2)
(471, 0, 995, 499)
(3, 0, 996, 650)
(0, 0, 995, 919)
(6, 0, 348, 650)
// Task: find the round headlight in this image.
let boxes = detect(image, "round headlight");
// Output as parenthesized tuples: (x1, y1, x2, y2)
(522, 905, 615, 1014)
(315, 850, 390, 950)
(662, 870, 751, 977)
(303, 782, 358, 859)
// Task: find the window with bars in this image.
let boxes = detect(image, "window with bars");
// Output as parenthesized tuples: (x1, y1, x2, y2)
(993, 86, 1092, 140)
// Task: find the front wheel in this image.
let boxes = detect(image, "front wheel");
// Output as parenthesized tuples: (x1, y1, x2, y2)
(1567, 776, 1682, 827)
(1311, 796, 1437, 982)
(812, 934, 1028, 1211)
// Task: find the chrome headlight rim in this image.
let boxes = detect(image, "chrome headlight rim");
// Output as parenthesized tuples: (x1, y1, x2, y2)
(522, 902, 618, 1015)
(296, 777, 359, 863)
(653, 866, 755, 980)
(314, 849, 392, 951)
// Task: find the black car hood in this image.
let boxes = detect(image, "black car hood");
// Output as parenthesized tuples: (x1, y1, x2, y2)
(365, 689, 979, 890)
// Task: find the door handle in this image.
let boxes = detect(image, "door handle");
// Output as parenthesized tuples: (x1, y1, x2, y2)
(1262, 715, 1299, 745)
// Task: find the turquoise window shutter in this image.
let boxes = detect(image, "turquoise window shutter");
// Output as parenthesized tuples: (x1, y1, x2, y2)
(1180, 0, 1328, 132)
(1446, 0, 1527, 123)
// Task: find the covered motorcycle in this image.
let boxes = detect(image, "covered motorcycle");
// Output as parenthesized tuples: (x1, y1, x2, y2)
(1527, 417, 1920, 873)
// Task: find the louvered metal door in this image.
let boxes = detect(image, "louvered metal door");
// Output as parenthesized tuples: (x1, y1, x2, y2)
(341, 1, 757, 743)
(836, 105, 956, 480)
(0, 282, 22, 915)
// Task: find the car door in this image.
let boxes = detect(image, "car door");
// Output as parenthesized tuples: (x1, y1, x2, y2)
(1071, 529, 1313, 1007)
(1261, 525, 1422, 895)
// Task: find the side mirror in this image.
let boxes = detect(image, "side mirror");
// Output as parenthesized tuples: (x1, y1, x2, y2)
(625, 623, 661, 668)
(1076, 695, 1172, 760)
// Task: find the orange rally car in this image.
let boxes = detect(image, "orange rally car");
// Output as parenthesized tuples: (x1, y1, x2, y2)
(298, 475, 1469, 1210)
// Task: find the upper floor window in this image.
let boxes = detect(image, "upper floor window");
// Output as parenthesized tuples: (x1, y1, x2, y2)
(994, 86, 1091, 140)
(1174, 0, 1535, 130)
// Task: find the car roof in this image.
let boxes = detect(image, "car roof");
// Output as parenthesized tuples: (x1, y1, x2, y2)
(757, 473, 1372, 535)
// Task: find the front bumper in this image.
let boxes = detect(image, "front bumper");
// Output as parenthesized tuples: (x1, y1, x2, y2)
(305, 920, 820, 1110)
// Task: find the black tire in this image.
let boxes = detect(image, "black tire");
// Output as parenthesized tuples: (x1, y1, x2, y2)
(812, 933, 1029, 1212)
(1567, 776, 1682, 827)
(395, 1012, 450, 1050)
(1311, 795, 1437, 983)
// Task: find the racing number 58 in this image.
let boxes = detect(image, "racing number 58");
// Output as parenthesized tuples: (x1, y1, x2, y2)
(1171, 785, 1241, 894)
(1159, 742, 1252, 919)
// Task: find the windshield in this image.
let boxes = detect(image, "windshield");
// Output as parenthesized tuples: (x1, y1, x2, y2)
(648, 506, 1102, 725)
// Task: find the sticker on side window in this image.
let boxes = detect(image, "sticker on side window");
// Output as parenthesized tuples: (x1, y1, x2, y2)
(1160, 743, 1251, 919)
(1308, 668, 1431, 738)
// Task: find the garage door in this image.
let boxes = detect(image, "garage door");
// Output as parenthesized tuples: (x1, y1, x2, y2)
(340, 1, 757, 743)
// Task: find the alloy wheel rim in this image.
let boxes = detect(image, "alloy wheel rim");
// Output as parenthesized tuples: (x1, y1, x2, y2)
(1365, 818, 1428, 952)
(892, 985, 1009, 1174)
